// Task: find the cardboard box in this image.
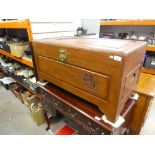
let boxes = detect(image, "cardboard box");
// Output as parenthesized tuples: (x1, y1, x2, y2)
(22, 92, 39, 106)
(30, 107, 45, 125)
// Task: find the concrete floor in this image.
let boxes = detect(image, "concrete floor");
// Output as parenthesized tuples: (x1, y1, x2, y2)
(0, 86, 48, 135)
(0, 85, 155, 135)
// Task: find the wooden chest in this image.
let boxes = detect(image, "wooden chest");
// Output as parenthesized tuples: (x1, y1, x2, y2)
(32, 37, 146, 123)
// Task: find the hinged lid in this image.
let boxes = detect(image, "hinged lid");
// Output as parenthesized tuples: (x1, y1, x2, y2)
(34, 37, 147, 55)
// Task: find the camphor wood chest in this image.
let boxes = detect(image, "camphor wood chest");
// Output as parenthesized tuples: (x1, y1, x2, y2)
(33, 37, 146, 123)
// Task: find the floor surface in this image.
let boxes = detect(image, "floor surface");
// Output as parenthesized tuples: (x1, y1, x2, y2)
(0, 85, 154, 135)
(0, 86, 48, 135)
(140, 98, 155, 134)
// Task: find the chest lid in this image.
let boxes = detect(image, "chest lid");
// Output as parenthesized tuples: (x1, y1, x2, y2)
(33, 37, 147, 55)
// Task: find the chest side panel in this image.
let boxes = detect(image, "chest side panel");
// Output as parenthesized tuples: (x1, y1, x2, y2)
(116, 46, 146, 117)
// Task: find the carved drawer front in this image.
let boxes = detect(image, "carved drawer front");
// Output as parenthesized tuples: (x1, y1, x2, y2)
(40, 88, 63, 109)
(65, 106, 78, 118)
(64, 118, 94, 135)
(40, 89, 52, 101)
(41, 100, 52, 113)
(79, 117, 110, 135)
(87, 121, 110, 135)
(63, 104, 111, 135)
(51, 98, 64, 110)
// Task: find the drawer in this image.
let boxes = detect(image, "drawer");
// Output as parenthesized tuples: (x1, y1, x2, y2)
(39, 87, 64, 110)
(87, 121, 110, 135)
(39, 88, 52, 101)
(41, 100, 52, 113)
(51, 98, 64, 110)
(64, 105, 78, 118)
(38, 56, 110, 101)
(64, 118, 93, 135)
(63, 104, 111, 134)
(80, 117, 110, 135)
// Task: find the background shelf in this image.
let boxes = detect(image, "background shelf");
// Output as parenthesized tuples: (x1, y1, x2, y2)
(100, 20, 155, 75)
(0, 66, 40, 99)
(0, 19, 33, 41)
(141, 68, 155, 75)
(0, 49, 33, 68)
(146, 45, 155, 52)
(100, 20, 155, 26)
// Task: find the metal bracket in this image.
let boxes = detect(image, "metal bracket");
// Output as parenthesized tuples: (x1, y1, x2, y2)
(130, 93, 139, 100)
(102, 115, 125, 128)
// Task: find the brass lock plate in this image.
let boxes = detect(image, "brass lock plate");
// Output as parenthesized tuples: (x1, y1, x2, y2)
(59, 49, 67, 62)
